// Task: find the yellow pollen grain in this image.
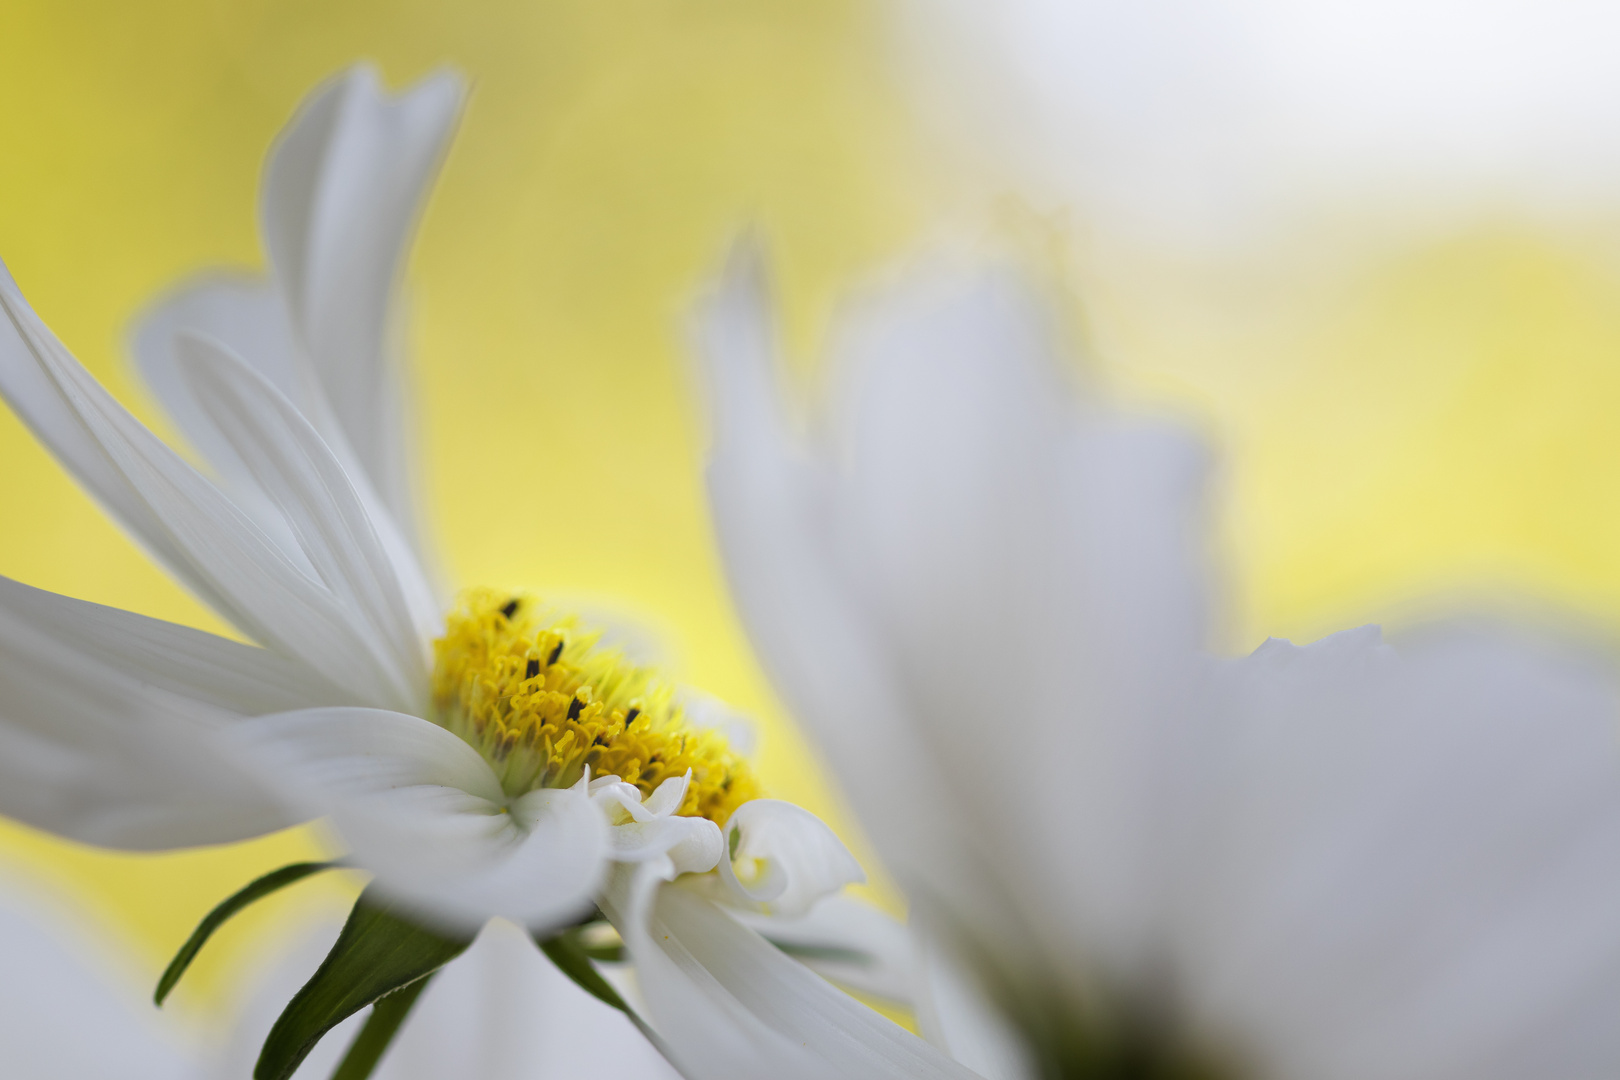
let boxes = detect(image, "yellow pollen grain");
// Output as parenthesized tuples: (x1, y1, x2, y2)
(430, 588, 761, 825)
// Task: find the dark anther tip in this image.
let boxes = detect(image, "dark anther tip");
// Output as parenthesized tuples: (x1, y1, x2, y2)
(525, 658, 541, 679)
(548, 641, 564, 666)
(567, 696, 584, 721)
(499, 598, 520, 619)
(626, 707, 641, 724)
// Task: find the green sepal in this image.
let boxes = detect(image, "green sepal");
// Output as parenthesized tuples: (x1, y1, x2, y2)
(536, 927, 633, 1014)
(328, 973, 435, 1080)
(254, 889, 471, 1080)
(155, 860, 338, 1006)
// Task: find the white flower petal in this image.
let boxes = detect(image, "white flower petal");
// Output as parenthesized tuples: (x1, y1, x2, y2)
(912, 921, 1038, 1080)
(133, 278, 445, 648)
(0, 573, 343, 715)
(643, 773, 691, 819)
(131, 275, 318, 575)
(175, 332, 430, 710)
(733, 894, 917, 1005)
(719, 799, 864, 918)
(373, 917, 682, 1080)
(0, 881, 193, 1080)
(229, 708, 606, 933)
(827, 264, 1213, 968)
(595, 772, 726, 872)
(134, 275, 304, 412)
(0, 261, 412, 711)
(205, 911, 682, 1080)
(699, 249, 1215, 983)
(694, 241, 971, 916)
(1180, 624, 1620, 1080)
(825, 269, 1073, 672)
(601, 860, 983, 1080)
(261, 64, 461, 537)
(0, 581, 291, 849)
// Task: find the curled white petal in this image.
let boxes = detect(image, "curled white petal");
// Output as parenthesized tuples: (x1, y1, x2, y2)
(594, 771, 726, 874)
(719, 799, 864, 918)
(227, 707, 606, 933)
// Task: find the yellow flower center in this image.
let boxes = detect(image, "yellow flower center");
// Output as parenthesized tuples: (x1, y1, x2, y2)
(430, 588, 761, 824)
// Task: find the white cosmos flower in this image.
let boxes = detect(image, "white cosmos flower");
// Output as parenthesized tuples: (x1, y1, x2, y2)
(0, 66, 973, 1079)
(696, 242, 1620, 1080)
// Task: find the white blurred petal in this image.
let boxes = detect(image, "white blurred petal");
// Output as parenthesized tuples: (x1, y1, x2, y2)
(211, 913, 681, 1080)
(229, 708, 606, 933)
(694, 241, 970, 910)
(912, 922, 1038, 1080)
(677, 687, 760, 760)
(900, 0, 1620, 248)
(825, 264, 1208, 802)
(374, 918, 681, 1080)
(1178, 624, 1620, 1080)
(718, 799, 864, 918)
(261, 64, 461, 539)
(602, 860, 982, 1080)
(0, 880, 196, 1080)
(698, 248, 1213, 977)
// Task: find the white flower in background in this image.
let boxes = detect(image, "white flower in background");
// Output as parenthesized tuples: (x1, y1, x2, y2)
(898, 0, 1620, 248)
(697, 243, 1620, 1079)
(0, 65, 970, 1079)
(0, 876, 679, 1080)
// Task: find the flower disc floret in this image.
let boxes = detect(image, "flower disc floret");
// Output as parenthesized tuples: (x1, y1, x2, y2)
(431, 588, 761, 822)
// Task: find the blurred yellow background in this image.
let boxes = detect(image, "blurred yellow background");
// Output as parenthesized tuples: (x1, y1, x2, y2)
(4, 0, 1620, 1019)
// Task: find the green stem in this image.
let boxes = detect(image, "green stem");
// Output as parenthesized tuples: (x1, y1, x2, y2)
(155, 861, 338, 1006)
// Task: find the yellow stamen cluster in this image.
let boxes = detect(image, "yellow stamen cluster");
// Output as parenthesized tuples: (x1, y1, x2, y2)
(430, 588, 761, 825)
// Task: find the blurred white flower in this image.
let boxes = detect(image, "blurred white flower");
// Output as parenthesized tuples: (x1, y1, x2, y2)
(0, 66, 969, 1079)
(697, 242, 1620, 1079)
(0, 877, 678, 1080)
(898, 0, 1620, 248)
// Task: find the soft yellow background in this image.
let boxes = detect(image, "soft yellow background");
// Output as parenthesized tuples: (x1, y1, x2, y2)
(4, 0, 1620, 1021)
